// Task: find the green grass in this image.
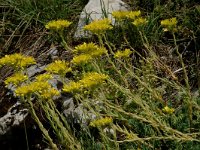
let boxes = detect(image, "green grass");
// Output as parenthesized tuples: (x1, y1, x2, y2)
(0, 0, 200, 149)
(0, 0, 87, 53)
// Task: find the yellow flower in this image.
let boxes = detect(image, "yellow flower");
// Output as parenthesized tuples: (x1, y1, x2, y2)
(127, 10, 141, 19)
(84, 18, 113, 35)
(112, 10, 141, 20)
(80, 72, 108, 88)
(74, 42, 98, 54)
(162, 106, 175, 114)
(161, 17, 177, 32)
(0, 53, 36, 69)
(15, 81, 51, 97)
(90, 47, 107, 57)
(45, 60, 72, 76)
(45, 19, 72, 31)
(72, 43, 107, 65)
(15, 80, 59, 99)
(112, 11, 130, 20)
(62, 72, 108, 93)
(114, 49, 132, 58)
(161, 17, 177, 27)
(40, 88, 60, 100)
(62, 81, 83, 93)
(4, 72, 28, 86)
(132, 18, 147, 26)
(89, 117, 113, 127)
(15, 85, 32, 97)
(71, 54, 92, 65)
(20, 56, 36, 68)
(73, 42, 107, 57)
(35, 73, 53, 81)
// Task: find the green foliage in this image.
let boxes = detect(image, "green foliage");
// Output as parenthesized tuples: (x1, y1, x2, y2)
(3, 0, 85, 23)
(0, 0, 85, 51)
(1, 0, 200, 149)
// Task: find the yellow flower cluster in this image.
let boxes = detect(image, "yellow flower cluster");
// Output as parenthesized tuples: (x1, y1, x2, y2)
(62, 81, 83, 93)
(112, 10, 146, 27)
(45, 19, 72, 31)
(40, 88, 60, 100)
(71, 54, 92, 65)
(74, 42, 98, 54)
(72, 43, 107, 65)
(162, 106, 175, 114)
(161, 17, 177, 27)
(15, 80, 60, 99)
(4, 72, 28, 86)
(0, 53, 36, 69)
(15, 74, 60, 99)
(161, 17, 177, 32)
(15, 81, 51, 97)
(79, 72, 108, 88)
(91, 47, 107, 57)
(127, 10, 141, 19)
(89, 117, 113, 127)
(45, 60, 72, 76)
(62, 72, 108, 93)
(112, 10, 141, 20)
(114, 49, 132, 58)
(83, 18, 113, 35)
(35, 73, 53, 81)
(132, 18, 147, 27)
(112, 11, 130, 20)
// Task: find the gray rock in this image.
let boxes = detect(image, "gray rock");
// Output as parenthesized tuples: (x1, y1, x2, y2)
(74, 0, 129, 38)
(62, 97, 106, 127)
(26, 64, 46, 77)
(0, 102, 28, 135)
(63, 97, 92, 126)
(63, 97, 75, 113)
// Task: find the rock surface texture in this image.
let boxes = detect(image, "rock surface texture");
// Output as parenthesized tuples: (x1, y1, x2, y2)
(74, 0, 129, 38)
(0, 102, 28, 135)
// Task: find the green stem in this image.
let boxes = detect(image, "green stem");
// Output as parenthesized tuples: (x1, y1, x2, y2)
(28, 100, 58, 150)
(172, 32, 192, 130)
(97, 35, 129, 87)
(116, 58, 164, 104)
(139, 31, 178, 81)
(102, 34, 115, 55)
(49, 100, 71, 130)
(43, 101, 81, 150)
(59, 32, 72, 51)
(97, 35, 104, 47)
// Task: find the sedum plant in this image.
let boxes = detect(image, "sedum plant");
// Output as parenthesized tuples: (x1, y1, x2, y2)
(1, 10, 200, 149)
(45, 19, 72, 51)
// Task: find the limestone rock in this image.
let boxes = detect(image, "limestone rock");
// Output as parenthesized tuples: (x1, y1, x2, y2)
(74, 0, 129, 38)
(0, 102, 28, 135)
